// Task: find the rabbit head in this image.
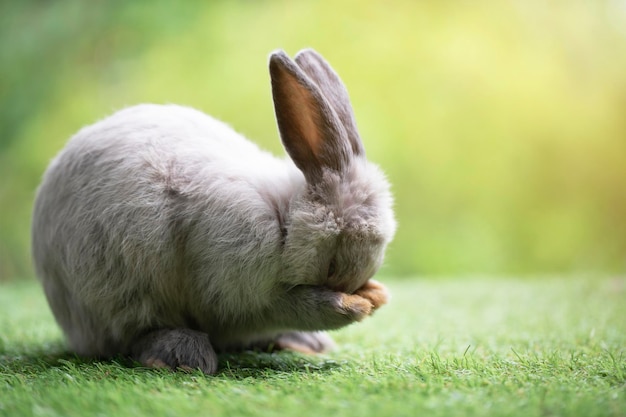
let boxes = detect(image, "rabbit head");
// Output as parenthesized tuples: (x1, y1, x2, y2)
(270, 49, 396, 294)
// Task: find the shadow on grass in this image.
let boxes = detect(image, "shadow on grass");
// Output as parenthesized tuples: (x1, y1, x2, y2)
(0, 343, 343, 379)
(216, 351, 344, 378)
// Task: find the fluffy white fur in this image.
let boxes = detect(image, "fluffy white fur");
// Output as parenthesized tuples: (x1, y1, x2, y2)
(32, 49, 395, 372)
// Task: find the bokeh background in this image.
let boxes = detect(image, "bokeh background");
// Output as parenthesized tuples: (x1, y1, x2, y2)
(2, 0, 626, 281)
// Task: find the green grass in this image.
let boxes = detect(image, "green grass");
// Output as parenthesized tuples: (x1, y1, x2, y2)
(1, 276, 625, 417)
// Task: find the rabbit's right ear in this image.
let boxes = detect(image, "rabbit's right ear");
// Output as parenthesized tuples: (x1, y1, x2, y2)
(269, 50, 352, 184)
(294, 49, 365, 157)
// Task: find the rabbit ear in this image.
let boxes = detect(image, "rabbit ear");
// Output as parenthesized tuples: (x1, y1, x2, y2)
(270, 50, 352, 184)
(294, 49, 365, 157)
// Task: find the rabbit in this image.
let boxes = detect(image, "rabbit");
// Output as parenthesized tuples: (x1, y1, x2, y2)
(31, 48, 396, 374)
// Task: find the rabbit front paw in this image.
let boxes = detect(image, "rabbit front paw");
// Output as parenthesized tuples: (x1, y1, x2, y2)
(278, 284, 387, 331)
(354, 279, 389, 311)
(336, 292, 374, 321)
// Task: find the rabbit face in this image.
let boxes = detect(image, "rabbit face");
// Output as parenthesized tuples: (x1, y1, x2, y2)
(270, 49, 396, 294)
(282, 161, 395, 294)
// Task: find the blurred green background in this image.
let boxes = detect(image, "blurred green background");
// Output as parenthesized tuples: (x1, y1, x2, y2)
(2, 0, 626, 281)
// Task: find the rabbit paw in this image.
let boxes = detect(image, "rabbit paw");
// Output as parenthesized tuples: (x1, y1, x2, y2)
(354, 279, 389, 311)
(336, 292, 374, 321)
(279, 285, 379, 330)
(131, 328, 218, 374)
(273, 331, 336, 354)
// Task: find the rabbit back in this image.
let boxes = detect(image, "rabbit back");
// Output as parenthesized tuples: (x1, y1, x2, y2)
(32, 104, 298, 356)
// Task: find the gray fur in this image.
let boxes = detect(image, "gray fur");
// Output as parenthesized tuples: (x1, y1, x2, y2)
(31, 49, 396, 373)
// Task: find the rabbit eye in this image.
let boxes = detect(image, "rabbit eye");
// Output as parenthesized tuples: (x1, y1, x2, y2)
(327, 259, 337, 278)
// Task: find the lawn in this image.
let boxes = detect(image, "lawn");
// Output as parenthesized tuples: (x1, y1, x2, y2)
(1, 276, 624, 417)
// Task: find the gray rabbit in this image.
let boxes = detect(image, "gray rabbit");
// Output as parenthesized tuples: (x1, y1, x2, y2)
(31, 49, 396, 374)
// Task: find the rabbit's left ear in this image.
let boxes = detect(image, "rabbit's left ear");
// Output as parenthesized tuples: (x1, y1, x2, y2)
(294, 49, 365, 157)
(270, 50, 352, 184)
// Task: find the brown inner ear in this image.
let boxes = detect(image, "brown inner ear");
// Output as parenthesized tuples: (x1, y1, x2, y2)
(283, 75, 324, 157)
(270, 50, 351, 182)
